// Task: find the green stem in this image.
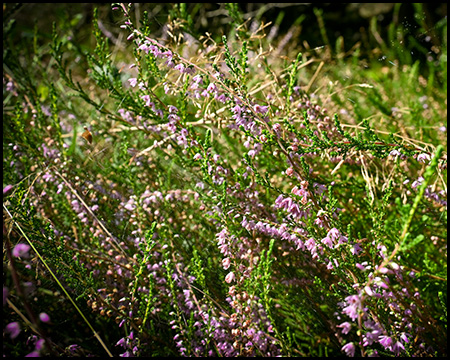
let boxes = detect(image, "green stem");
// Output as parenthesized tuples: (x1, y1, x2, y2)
(3, 204, 114, 357)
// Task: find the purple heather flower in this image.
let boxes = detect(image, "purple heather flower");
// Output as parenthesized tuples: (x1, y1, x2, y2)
(351, 243, 363, 255)
(168, 113, 180, 122)
(128, 78, 138, 87)
(337, 321, 352, 334)
(222, 257, 231, 270)
(364, 286, 374, 297)
(67, 344, 81, 355)
(314, 217, 324, 227)
(190, 82, 200, 91)
(321, 236, 333, 248)
(327, 227, 341, 241)
(362, 321, 383, 344)
(39, 312, 50, 323)
(391, 340, 405, 355)
(342, 295, 361, 321)
(225, 272, 235, 283)
(341, 342, 355, 357)
(305, 238, 316, 251)
(379, 335, 393, 349)
(141, 95, 152, 107)
(206, 83, 217, 93)
(3, 184, 13, 194)
(6, 321, 21, 339)
(411, 177, 424, 189)
(253, 104, 269, 114)
(12, 243, 31, 258)
(25, 350, 40, 357)
(400, 333, 409, 343)
(215, 93, 227, 103)
(291, 185, 306, 197)
(162, 50, 173, 59)
(124, 200, 136, 211)
(185, 66, 195, 75)
(116, 337, 126, 347)
(417, 153, 431, 163)
(355, 263, 366, 271)
(219, 241, 231, 256)
(164, 54, 175, 68)
(272, 123, 281, 133)
(193, 74, 203, 83)
(6, 81, 16, 94)
(138, 41, 150, 53)
(389, 149, 402, 157)
(247, 149, 256, 158)
(337, 234, 348, 245)
(232, 104, 243, 115)
(149, 45, 162, 58)
(42, 173, 53, 182)
(174, 63, 185, 73)
(35, 338, 45, 350)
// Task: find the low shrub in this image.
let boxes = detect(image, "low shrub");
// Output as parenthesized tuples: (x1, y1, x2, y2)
(3, 3, 447, 357)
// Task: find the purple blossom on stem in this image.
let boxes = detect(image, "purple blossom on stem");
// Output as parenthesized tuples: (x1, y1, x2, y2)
(163, 50, 175, 68)
(12, 243, 31, 258)
(337, 321, 352, 334)
(391, 340, 406, 355)
(128, 77, 138, 87)
(379, 334, 393, 349)
(222, 257, 231, 270)
(6, 322, 21, 339)
(253, 104, 269, 114)
(39, 312, 50, 323)
(342, 294, 363, 321)
(321, 236, 333, 248)
(140, 94, 152, 107)
(225, 271, 235, 283)
(174, 63, 185, 73)
(341, 342, 355, 357)
(274, 194, 310, 220)
(3, 184, 13, 195)
(362, 319, 383, 346)
(416, 153, 431, 163)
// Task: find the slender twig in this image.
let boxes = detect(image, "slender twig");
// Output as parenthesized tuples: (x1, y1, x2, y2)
(4, 204, 114, 357)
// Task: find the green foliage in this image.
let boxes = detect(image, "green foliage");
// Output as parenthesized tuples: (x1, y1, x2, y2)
(3, 3, 447, 358)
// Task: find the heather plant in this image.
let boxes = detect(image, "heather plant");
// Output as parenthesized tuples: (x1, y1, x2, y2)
(3, 3, 447, 357)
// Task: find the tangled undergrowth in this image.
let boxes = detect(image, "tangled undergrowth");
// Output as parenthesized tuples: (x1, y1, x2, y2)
(3, 3, 447, 357)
